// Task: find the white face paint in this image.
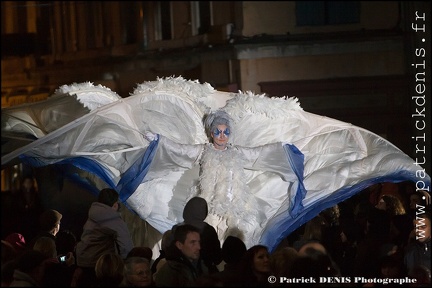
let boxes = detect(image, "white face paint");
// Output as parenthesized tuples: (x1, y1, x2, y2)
(211, 124, 230, 150)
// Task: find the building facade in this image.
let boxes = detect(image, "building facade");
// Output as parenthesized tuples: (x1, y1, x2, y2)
(2, 1, 431, 181)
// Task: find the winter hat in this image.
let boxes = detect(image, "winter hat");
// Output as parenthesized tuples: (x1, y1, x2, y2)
(5, 233, 26, 251)
(39, 209, 62, 231)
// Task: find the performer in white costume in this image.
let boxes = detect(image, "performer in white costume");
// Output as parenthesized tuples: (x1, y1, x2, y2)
(1, 76, 430, 252)
(143, 109, 305, 247)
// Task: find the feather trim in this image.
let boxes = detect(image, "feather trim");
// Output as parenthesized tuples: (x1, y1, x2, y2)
(224, 91, 302, 122)
(132, 76, 211, 112)
(52, 82, 121, 111)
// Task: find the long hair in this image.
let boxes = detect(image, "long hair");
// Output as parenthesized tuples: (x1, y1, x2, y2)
(381, 195, 406, 216)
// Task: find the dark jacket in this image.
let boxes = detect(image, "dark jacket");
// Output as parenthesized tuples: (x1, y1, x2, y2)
(153, 254, 208, 287)
(404, 238, 431, 272)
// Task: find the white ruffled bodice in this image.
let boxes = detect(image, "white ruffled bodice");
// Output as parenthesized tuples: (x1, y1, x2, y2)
(197, 144, 259, 228)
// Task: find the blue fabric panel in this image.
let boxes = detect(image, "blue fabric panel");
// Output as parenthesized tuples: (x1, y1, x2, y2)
(116, 137, 159, 202)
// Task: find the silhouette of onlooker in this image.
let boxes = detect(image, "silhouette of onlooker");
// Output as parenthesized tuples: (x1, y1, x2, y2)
(150, 229, 173, 278)
(210, 235, 247, 286)
(55, 229, 77, 257)
(28, 209, 63, 249)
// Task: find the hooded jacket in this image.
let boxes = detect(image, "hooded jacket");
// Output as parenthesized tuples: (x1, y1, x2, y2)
(75, 202, 134, 267)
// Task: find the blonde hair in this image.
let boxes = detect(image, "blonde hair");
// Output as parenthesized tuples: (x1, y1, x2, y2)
(95, 253, 124, 285)
(33, 236, 57, 258)
(381, 195, 406, 216)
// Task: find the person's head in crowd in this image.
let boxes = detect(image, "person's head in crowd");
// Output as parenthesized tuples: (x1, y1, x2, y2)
(290, 252, 340, 278)
(21, 175, 37, 192)
(4, 232, 27, 254)
(298, 241, 327, 256)
(55, 229, 77, 256)
(33, 236, 57, 258)
(39, 209, 62, 236)
(301, 215, 326, 242)
(182, 196, 208, 230)
(94, 253, 125, 287)
(270, 246, 299, 278)
(127, 247, 153, 262)
(237, 244, 271, 285)
(98, 188, 121, 212)
(221, 235, 246, 264)
(173, 224, 201, 262)
(122, 257, 153, 287)
(160, 229, 173, 254)
(376, 194, 406, 216)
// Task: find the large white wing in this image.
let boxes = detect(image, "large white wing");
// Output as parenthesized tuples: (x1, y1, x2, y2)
(1, 82, 121, 164)
(220, 91, 430, 250)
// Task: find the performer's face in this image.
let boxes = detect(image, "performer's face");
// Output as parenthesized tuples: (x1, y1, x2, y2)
(211, 124, 230, 150)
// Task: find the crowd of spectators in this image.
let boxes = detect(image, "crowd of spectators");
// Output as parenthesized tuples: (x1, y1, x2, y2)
(1, 178, 430, 287)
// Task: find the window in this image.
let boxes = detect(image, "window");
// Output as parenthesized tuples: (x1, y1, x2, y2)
(160, 1, 172, 40)
(191, 1, 212, 36)
(296, 1, 360, 26)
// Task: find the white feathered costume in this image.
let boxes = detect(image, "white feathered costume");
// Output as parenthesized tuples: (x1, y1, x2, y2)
(1, 76, 430, 252)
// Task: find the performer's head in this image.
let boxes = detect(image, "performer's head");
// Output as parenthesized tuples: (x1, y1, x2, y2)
(204, 110, 232, 150)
